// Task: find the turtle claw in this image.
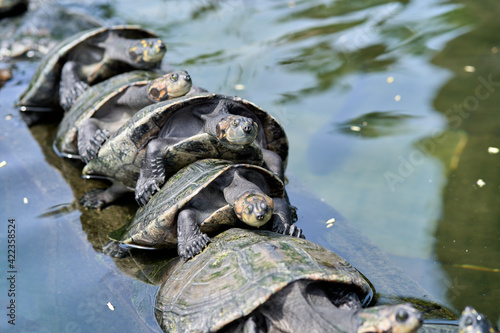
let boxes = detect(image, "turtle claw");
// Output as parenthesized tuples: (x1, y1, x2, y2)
(178, 233, 210, 261)
(80, 188, 107, 210)
(288, 224, 305, 239)
(67, 81, 89, 108)
(59, 63, 89, 111)
(102, 241, 130, 258)
(274, 223, 305, 239)
(135, 176, 163, 206)
(81, 128, 110, 163)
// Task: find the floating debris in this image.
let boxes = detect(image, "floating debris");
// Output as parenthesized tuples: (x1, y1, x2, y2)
(449, 133, 468, 170)
(350, 125, 361, 132)
(464, 65, 475, 73)
(0, 68, 12, 86)
(107, 302, 115, 311)
(453, 263, 500, 273)
(386, 76, 394, 84)
(234, 84, 245, 90)
(394, 95, 401, 102)
(476, 179, 486, 187)
(0, 161, 6, 168)
(487, 147, 499, 154)
(326, 218, 336, 228)
(5, 114, 12, 120)
(23, 197, 28, 204)
(492, 47, 498, 54)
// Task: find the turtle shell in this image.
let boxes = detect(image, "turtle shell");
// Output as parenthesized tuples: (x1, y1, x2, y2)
(108, 159, 285, 248)
(0, 0, 27, 16)
(82, 93, 288, 187)
(53, 70, 161, 159)
(17, 25, 158, 110)
(155, 228, 373, 333)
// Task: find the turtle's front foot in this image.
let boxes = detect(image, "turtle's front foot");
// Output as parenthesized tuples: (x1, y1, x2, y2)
(102, 241, 130, 258)
(135, 176, 164, 206)
(178, 233, 211, 261)
(80, 128, 110, 163)
(59, 61, 89, 111)
(61, 81, 89, 111)
(80, 188, 108, 210)
(273, 223, 305, 239)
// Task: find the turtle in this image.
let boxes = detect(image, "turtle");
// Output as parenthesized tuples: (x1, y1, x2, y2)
(0, 0, 27, 18)
(53, 69, 193, 163)
(152, 228, 423, 333)
(134, 96, 287, 206)
(459, 307, 497, 333)
(81, 93, 287, 209)
(16, 25, 166, 124)
(103, 159, 302, 260)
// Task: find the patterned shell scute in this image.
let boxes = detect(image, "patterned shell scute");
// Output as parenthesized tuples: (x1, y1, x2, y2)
(54, 70, 160, 157)
(156, 228, 373, 333)
(17, 25, 158, 108)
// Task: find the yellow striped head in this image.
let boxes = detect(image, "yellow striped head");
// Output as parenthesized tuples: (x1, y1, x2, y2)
(128, 38, 166, 67)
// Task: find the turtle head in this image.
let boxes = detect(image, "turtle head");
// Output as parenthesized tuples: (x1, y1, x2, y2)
(128, 38, 166, 68)
(148, 70, 192, 101)
(459, 307, 495, 333)
(234, 191, 274, 227)
(216, 115, 258, 147)
(357, 304, 423, 333)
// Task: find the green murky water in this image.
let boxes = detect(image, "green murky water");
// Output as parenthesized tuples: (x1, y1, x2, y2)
(0, 0, 498, 331)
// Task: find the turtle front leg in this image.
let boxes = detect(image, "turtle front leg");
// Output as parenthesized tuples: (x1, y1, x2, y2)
(59, 61, 89, 112)
(78, 118, 110, 163)
(135, 138, 170, 206)
(80, 182, 130, 210)
(102, 241, 130, 258)
(262, 149, 284, 181)
(271, 197, 304, 238)
(177, 208, 210, 260)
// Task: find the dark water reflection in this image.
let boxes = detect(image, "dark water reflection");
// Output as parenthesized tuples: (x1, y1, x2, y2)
(1, 0, 499, 331)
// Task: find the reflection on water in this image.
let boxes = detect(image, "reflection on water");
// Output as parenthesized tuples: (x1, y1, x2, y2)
(336, 111, 419, 138)
(1, 0, 499, 330)
(430, 0, 500, 321)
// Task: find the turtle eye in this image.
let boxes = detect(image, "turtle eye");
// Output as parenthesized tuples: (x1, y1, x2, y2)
(232, 119, 239, 127)
(245, 204, 253, 214)
(260, 202, 268, 211)
(464, 316, 474, 326)
(395, 309, 409, 323)
(171, 73, 178, 82)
